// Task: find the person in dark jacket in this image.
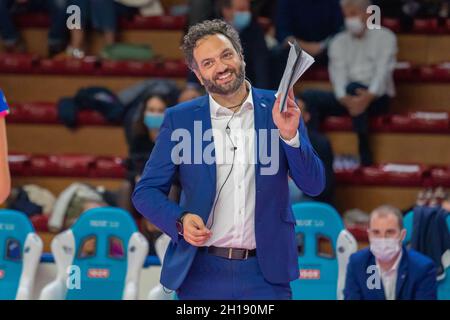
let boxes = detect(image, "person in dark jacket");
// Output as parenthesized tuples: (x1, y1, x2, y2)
(345, 205, 437, 300)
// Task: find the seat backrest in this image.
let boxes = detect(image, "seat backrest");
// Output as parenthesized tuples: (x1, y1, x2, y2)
(403, 210, 414, 246)
(62, 207, 139, 300)
(437, 215, 450, 300)
(291, 202, 345, 300)
(0, 209, 41, 300)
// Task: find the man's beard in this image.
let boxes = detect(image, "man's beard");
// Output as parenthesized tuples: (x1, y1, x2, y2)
(200, 63, 246, 96)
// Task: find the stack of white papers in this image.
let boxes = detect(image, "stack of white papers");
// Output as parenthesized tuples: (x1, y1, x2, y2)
(276, 41, 315, 112)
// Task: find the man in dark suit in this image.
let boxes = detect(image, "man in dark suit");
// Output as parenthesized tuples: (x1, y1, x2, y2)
(344, 204, 437, 300)
(132, 19, 325, 299)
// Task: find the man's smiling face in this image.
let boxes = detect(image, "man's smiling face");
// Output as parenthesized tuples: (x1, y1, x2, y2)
(192, 33, 245, 96)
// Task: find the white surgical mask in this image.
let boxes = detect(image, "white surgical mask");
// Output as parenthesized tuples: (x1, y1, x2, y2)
(370, 237, 401, 262)
(345, 17, 365, 35)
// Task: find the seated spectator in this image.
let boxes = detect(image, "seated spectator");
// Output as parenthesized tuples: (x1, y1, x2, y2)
(300, 0, 397, 166)
(0, 0, 69, 55)
(275, 0, 344, 59)
(344, 205, 437, 300)
(215, 0, 271, 89)
(60, 0, 136, 59)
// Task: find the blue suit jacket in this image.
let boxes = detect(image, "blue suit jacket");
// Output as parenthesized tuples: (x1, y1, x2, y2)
(132, 87, 325, 290)
(344, 247, 437, 300)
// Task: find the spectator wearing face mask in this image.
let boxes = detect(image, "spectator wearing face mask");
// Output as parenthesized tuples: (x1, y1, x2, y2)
(344, 205, 437, 300)
(299, 0, 397, 166)
(215, 0, 271, 89)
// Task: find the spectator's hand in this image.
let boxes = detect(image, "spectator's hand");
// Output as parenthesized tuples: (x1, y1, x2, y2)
(182, 213, 212, 247)
(273, 89, 301, 140)
(349, 89, 376, 116)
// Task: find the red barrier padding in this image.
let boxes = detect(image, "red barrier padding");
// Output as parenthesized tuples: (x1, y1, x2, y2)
(360, 163, 427, 186)
(54, 155, 96, 177)
(8, 153, 31, 176)
(14, 13, 50, 28)
(37, 57, 97, 75)
(334, 167, 360, 184)
(382, 17, 402, 33)
(321, 116, 386, 132)
(0, 53, 37, 73)
(119, 15, 186, 30)
(92, 157, 126, 178)
(302, 66, 329, 81)
(29, 155, 59, 176)
(100, 59, 157, 76)
(388, 111, 450, 133)
(7, 102, 58, 124)
(412, 18, 439, 34)
(430, 166, 450, 187)
(393, 61, 417, 82)
(434, 62, 450, 82)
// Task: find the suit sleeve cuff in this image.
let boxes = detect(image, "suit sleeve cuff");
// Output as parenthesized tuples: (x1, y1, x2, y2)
(280, 130, 300, 148)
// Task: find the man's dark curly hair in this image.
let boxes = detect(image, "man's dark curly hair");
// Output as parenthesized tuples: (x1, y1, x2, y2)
(181, 19, 244, 71)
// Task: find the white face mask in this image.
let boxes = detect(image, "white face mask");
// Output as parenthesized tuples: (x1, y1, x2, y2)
(370, 237, 401, 262)
(345, 17, 365, 35)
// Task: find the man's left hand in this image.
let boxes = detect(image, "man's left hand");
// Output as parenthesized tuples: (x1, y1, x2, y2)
(273, 89, 301, 140)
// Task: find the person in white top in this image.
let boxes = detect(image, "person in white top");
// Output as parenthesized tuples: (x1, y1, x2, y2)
(299, 0, 398, 166)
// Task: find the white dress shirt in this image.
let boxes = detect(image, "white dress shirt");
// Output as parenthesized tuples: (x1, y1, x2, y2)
(376, 251, 403, 300)
(203, 83, 299, 249)
(328, 27, 397, 99)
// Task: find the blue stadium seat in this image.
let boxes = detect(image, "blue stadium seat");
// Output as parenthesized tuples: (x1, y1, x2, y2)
(0, 209, 43, 300)
(39, 207, 148, 300)
(291, 202, 357, 300)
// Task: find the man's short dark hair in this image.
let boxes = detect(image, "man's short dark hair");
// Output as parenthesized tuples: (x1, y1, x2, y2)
(181, 19, 244, 70)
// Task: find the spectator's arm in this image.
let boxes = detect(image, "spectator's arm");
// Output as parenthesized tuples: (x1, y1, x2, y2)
(328, 35, 348, 100)
(368, 32, 397, 97)
(344, 255, 363, 300)
(414, 260, 438, 300)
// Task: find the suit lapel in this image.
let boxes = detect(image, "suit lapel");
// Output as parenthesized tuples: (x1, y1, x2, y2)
(193, 96, 216, 194)
(396, 247, 408, 299)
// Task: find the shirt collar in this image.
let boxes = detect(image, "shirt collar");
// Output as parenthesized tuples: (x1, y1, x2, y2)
(209, 81, 253, 118)
(376, 250, 403, 275)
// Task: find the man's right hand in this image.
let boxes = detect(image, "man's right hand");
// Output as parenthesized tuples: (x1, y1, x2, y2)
(181, 213, 212, 246)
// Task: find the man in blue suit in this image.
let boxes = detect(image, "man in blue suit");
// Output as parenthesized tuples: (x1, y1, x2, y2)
(132, 19, 325, 300)
(344, 205, 437, 300)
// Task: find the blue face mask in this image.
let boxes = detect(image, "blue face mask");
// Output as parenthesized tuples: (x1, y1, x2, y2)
(144, 113, 164, 129)
(233, 11, 251, 32)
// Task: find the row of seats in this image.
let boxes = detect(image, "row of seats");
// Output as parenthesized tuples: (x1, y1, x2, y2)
(303, 62, 450, 83)
(1, 53, 449, 82)
(7, 102, 450, 134)
(0, 54, 188, 77)
(8, 153, 126, 178)
(10, 13, 450, 34)
(8, 152, 450, 187)
(14, 13, 187, 30)
(335, 163, 450, 187)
